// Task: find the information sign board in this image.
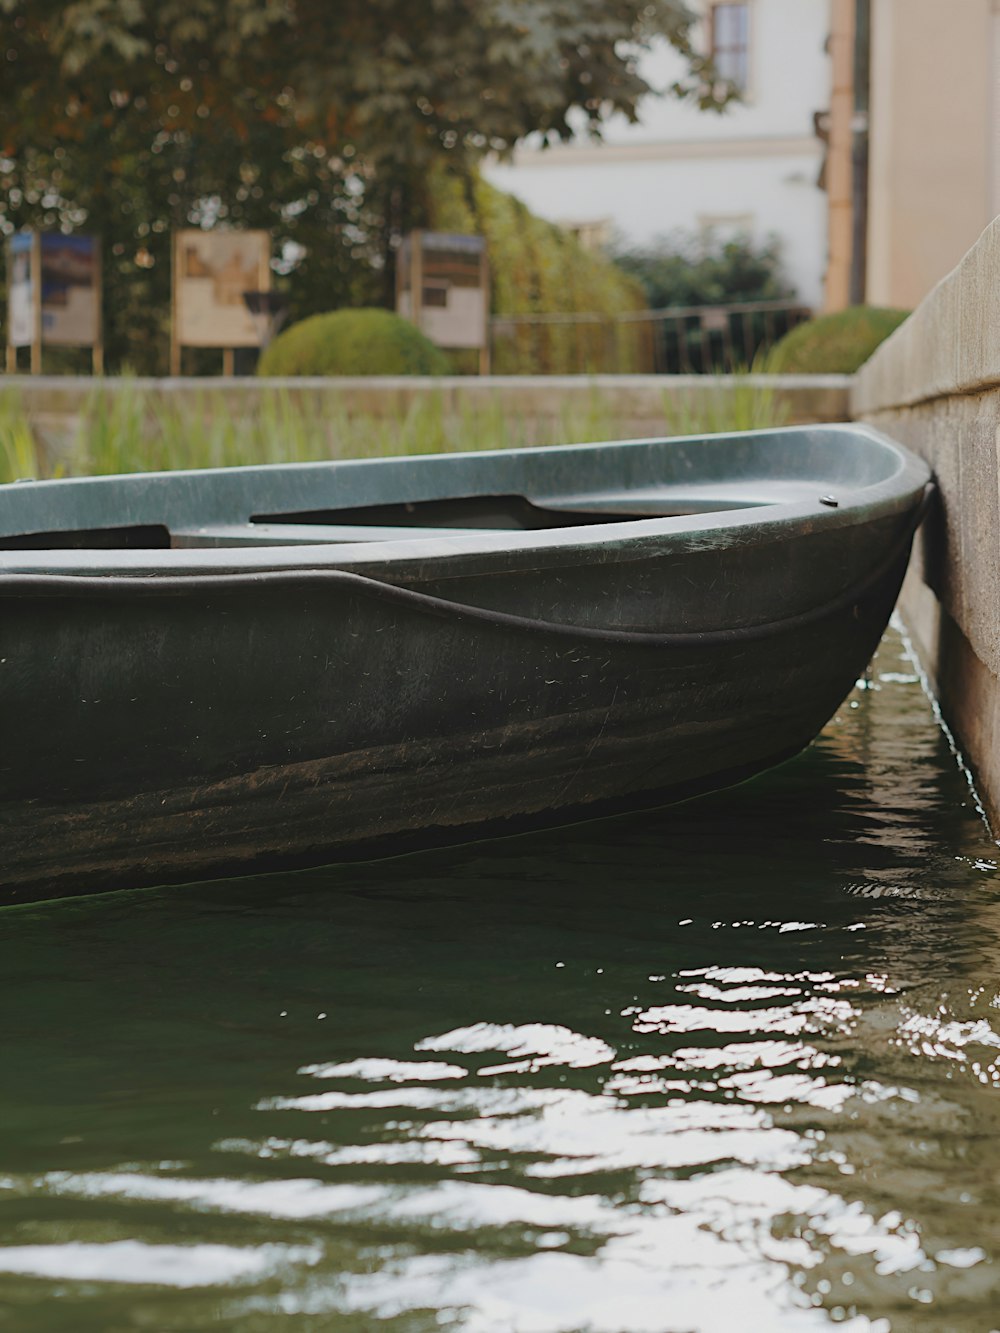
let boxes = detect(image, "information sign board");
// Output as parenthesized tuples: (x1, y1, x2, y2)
(397, 232, 489, 362)
(40, 234, 100, 346)
(174, 230, 271, 350)
(6, 232, 102, 371)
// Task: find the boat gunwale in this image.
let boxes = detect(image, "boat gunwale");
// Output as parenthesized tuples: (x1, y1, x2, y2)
(0, 424, 931, 579)
(0, 487, 931, 657)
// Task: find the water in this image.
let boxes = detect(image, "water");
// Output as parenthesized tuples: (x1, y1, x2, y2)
(2, 626, 999, 1332)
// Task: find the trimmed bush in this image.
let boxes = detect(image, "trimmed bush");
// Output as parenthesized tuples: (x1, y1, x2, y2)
(258, 308, 451, 377)
(769, 305, 909, 374)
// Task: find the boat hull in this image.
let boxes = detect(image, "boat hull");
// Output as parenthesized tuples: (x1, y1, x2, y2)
(0, 424, 932, 902)
(2, 541, 907, 903)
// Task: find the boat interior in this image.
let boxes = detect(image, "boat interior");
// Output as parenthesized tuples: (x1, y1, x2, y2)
(0, 487, 791, 551)
(0, 475, 838, 552)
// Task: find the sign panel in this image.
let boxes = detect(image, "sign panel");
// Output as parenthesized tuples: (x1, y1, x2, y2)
(8, 233, 34, 348)
(397, 231, 488, 351)
(40, 233, 100, 346)
(174, 230, 271, 348)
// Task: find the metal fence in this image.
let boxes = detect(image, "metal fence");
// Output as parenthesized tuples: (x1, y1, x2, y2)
(488, 301, 813, 375)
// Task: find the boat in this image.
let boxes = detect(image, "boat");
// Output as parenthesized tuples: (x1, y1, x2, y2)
(0, 424, 931, 903)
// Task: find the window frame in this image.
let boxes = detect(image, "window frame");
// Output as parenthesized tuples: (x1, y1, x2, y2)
(709, 1, 752, 97)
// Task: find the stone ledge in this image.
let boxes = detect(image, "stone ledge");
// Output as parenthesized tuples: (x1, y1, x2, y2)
(853, 216, 1000, 416)
(0, 371, 852, 404)
(855, 213, 1000, 829)
(861, 395, 1000, 683)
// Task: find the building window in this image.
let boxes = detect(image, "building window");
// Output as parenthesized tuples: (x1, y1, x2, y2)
(710, 3, 750, 92)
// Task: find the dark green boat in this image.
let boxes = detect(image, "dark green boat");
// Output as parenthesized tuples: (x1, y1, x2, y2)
(0, 425, 930, 903)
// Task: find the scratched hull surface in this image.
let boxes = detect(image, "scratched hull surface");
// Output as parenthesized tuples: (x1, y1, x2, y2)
(0, 426, 931, 902)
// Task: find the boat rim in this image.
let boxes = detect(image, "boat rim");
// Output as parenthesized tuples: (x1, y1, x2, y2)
(0, 423, 931, 578)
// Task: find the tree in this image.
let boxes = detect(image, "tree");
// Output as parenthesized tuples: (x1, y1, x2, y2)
(611, 230, 795, 309)
(610, 230, 798, 373)
(0, 1, 726, 371)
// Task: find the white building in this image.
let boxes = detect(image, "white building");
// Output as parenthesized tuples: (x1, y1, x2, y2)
(482, 0, 831, 308)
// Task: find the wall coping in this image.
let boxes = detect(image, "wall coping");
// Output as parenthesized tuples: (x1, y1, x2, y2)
(0, 373, 854, 398)
(853, 215, 1000, 416)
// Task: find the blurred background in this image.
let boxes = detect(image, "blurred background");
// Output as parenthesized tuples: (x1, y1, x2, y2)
(3, 0, 995, 380)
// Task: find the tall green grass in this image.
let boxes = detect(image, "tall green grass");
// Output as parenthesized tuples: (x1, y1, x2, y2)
(0, 391, 42, 483)
(662, 374, 790, 436)
(0, 379, 790, 485)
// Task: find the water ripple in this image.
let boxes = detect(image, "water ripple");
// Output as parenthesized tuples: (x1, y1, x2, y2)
(1, 631, 998, 1330)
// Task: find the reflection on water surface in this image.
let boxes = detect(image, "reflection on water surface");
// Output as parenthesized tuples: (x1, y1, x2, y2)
(1, 627, 999, 1331)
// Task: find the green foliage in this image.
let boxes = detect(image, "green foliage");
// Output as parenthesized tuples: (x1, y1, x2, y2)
(0, 375, 793, 483)
(0, 117, 387, 374)
(0, 389, 42, 479)
(0, 1, 728, 372)
(769, 306, 910, 374)
(1, 3, 719, 170)
(661, 373, 791, 435)
(431, 172, 649, 373)
(258, 308, 451, 377)
(605, 230, 799, 372)
(611, 230, 795, 309)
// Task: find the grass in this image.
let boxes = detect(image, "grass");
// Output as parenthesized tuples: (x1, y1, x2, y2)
(661, 373, 789, 436)
(0, 377, 791, 486)
(0, 391, 43, 483)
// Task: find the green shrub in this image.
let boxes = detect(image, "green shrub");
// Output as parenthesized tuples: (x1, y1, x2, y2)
(258, 308, 451, 377)
(769, 306, 909, 374)
(429, 171, 649, 374)
(611, 231, 793, 309)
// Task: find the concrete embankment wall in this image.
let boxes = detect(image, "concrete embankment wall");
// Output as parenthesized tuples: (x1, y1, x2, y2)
(4, 373, 851, 462)
(854, 217, 1000, 828)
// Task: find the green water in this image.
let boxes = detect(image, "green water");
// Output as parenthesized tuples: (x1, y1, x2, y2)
(2, 627, 999, 1332)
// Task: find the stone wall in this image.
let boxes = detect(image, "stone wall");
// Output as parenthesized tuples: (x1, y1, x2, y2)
(854, 217, 1000, 826)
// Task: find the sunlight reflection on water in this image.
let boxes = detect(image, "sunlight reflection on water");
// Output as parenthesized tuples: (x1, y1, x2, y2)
(1, 628, 999, 1331)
